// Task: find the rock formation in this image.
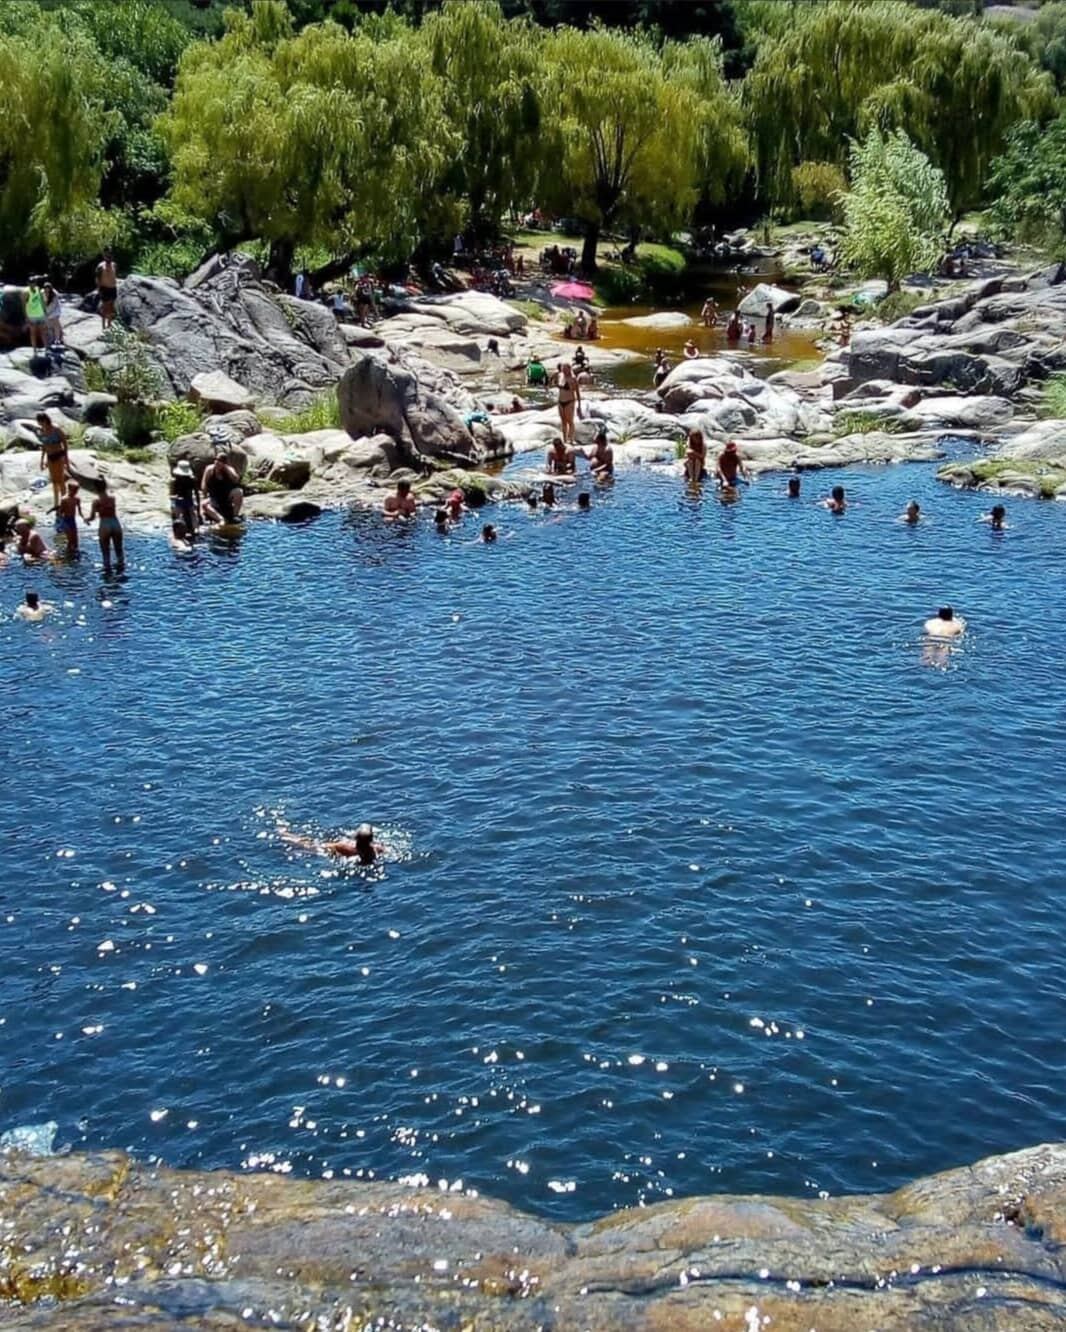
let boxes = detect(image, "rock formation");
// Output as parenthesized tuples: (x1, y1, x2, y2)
(0, 1144, 1064, 1329)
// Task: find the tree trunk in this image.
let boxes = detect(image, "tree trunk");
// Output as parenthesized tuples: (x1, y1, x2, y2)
(267, 236, 295, 289)
(580, 221, 600, 274)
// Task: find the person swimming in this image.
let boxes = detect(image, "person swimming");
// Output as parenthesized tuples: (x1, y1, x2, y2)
(715, 441, 748, 489)
(823, 485, 847, 514)
(983, 503, 1007, 531)
(787, 476, 801, 499)
(384, 479, 417, 518)
(434, 508, 449, 532)
(902, 500, 921, 525)
(481, 523, 498, 543)
(577, 492, 591, 511)
(541, 482, 557, 507)
(525, 491, 539, 510)
(281, 822, 383, 865)
(924, 605, 966, 639)
(15, 590, 54, 622)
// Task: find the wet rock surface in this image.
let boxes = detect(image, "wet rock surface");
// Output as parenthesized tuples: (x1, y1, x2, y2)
(1, 1145, 1064, 1329)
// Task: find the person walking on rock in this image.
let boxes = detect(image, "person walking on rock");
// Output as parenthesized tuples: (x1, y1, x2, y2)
(95, 251, 118, 329)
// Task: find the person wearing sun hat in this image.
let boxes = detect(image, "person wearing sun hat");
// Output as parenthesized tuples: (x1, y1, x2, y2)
(715, 439, 749, 490)
(170, 458, 201, 535)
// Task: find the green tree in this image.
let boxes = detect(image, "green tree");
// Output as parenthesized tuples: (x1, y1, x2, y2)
(544, 25, 737, 270)
(421, 1, 545, 240)
(744, 0, 1051, 218)
(838, 128, 949, 289)
(1015, 1, 1066, 92)
(989, 116, 1066, 248)
(160, 1, 451, 274)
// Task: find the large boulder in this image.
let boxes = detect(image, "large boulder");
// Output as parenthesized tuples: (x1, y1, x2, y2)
(621, 311, 691, 329)
(738, 283, 801, 317)
(338, 348, 508, 466)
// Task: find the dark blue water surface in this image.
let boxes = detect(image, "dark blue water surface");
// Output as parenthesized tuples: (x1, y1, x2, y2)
(2, 458, 1064, 1221)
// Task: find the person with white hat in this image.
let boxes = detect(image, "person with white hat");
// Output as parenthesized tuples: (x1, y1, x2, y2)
(170, 458, 200, 535)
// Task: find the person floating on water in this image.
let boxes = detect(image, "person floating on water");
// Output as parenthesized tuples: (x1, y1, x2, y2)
(716, 440, 748, 490)
(281, 823, 383, 865)
(15, 590, 54, 622)
(924, 606, 966, 639)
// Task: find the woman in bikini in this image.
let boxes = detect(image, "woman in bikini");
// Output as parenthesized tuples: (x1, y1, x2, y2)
(554, 362, 580, 446)
(35, 413, 68, 510)
(88, 477, 124, 572)
(683, 429, 707, 484)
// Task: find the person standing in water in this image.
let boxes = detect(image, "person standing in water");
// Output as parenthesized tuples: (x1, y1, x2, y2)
(901, 500, 921, 525)
(787, 476, 801, 499)
(95, 251, 118, 330)
(170, 460, 201, 535)
(716, 440, 748, 489)
(546, 436, 577, 475)
(87, 477, 124, 572)
(54, 480, 85, 556)
(383, 479, 417, 518)
(586, 429, 614, 479)
(924, 606, 965, 639)
(282, 823, 383, 864)
(763, 302, 776, 343)
(983, 504, 1007, 531)
(34, 412, 68, 511)
(684, 428, 707, 483)
(823, 485, 847, 514)
(202, 452, 244, 524)
(700, 296, 718, 327)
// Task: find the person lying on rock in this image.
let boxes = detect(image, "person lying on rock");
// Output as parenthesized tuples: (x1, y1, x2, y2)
(383, 479, 417, 519)
(281, 823, 383, 865)
(202, 452, 244, 525)
(586, 430, 614, 479)
(546, 437, 577, 475)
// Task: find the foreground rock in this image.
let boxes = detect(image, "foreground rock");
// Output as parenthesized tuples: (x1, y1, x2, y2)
(938, 419, 1066, 498)
(1, 1144, 1064, 1329)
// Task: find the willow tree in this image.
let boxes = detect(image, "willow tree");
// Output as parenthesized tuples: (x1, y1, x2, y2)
(663, 36, 749, 214)
(543, 26, 706, 271)
(160, 0, 451, 274)
(420, 0, 545, 240)
(0, 13, 116, 266)
(838, 128, 949, 289)
(745, 0, 1052, 218)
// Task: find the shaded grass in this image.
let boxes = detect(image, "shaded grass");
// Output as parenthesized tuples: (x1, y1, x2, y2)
(833, 410, 904, 437)
(271, 394, 341, 434)
(1039, 373, 1066, 419)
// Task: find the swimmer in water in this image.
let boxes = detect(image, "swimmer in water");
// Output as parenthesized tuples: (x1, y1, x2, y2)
(433, 507, 449, 532)
(586, 429, 614, 479)
(982, 503, 1007, 531)
(901, 500, 921, 525)
(15, 590, 54, 622)
(481, 523, 498, 543)
(715, 440, 748, 490)
(546, 436, 577, 476)
(577, 492, 591, 511)
(924, 605, 966, 639)
(170, 518, 194, 552)
(541, 481, 557, 508)
(525, 491, 539, 511)
(823, 484, 847, 514)
(383, 479, 416, 518)
(281, 823, 383, 865)
(786, 475, 801, 499)
(446, 488, 465, 521)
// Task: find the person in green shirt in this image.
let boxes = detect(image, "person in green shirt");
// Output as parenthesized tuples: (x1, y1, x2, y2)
(24, 281, 47, 352)
(526, 356, 547, 387)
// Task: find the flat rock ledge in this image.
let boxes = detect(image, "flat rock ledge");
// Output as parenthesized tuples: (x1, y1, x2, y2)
(1, 1144, 1065, 1329)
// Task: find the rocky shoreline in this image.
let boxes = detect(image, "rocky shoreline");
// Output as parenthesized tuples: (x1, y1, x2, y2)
(4, 254, 1066, 540)
(1, 1143, 1064, 1328)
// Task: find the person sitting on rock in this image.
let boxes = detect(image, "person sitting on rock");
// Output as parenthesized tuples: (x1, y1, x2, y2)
(573, 344, 589, 372)
(202, 452, 244, 525)
(653, 356, 671, 389)
(281, 822, 383, 865)
(822, 484, 847, 514)
(586, 429, 614, 479)
(683, 428, 707, 484)
(14, 518, 50, 561)
(383, 479, 417, 519)
(546, 437, 577, 475)
(15, 591, 54, 622)
(171, 460, 201, 535)
(716, 441, 748, 490)
(924, 606, 965, 639)
(527, 356, 547, 387)
(573, 310, 588, 339)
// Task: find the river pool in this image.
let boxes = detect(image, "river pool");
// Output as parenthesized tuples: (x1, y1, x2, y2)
(2, 456, 1064, 1220)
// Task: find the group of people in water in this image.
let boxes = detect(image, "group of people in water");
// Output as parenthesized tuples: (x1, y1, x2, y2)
(699, 297, 777, 347)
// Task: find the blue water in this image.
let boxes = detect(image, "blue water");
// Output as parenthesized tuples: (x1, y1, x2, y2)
(2, 459, 1064, 1221)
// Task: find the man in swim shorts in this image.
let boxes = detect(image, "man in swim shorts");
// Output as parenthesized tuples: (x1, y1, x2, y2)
(201, 452, 244, 524)
(54, 480, 84, 556)
(95, 250, 118, 330)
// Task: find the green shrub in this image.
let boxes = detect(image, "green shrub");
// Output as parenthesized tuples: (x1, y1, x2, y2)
(122, 447, 154, 466)
(791, 161, 847, 221)
(595, 265, 642, 305)
(155, 399, 204, 442)
(876, 290, 930, 323)
(113, 401, 156, 448)
(271, 393, 341, 434)
(833, 410, 904, 437)
(82, 361, 107, 393)
(1039, 372, 1066, 418)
